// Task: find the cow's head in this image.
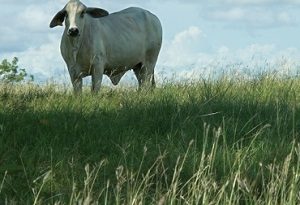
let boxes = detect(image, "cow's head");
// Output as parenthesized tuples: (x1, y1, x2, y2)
(50, 0, 109, 37)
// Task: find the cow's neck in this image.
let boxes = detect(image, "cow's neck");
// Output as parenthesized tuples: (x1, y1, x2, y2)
(69, 36, 82, 63)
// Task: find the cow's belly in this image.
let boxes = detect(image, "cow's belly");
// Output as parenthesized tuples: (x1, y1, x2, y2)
(105, 52, 142, 71)
(103, 34, 145, 68)
(104, 62, 138, 75)
(75, 56, 139, 78)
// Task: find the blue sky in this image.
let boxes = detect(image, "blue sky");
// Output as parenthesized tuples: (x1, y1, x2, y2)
(1, 0, 300, 84)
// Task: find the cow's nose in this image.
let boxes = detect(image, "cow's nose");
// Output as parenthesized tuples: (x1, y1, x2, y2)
(68, 27, 79, 37)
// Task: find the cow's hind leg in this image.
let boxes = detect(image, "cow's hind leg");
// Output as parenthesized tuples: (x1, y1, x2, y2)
(133, 63, 155, 89)
(133, 51, 158, 89)
(133, 63, 143, 87)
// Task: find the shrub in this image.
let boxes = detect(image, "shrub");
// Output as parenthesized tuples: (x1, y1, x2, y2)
(0, 57, 34, 83)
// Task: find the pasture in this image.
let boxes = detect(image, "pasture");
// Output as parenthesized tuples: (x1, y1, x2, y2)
(1, 75, 300, 204)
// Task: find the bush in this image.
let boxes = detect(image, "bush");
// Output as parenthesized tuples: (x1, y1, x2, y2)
(0, 57, 34, 83)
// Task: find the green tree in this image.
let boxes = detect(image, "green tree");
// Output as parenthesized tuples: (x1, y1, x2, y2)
(0, 57, 34, 83)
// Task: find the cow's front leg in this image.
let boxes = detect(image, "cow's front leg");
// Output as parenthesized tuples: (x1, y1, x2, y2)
(71, 75, 83, 94)
(91, 64, 104, 93)
(69, 67, 83, 94)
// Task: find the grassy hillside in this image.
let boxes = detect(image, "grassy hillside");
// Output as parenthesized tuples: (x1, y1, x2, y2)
(1, 76, 300, 204)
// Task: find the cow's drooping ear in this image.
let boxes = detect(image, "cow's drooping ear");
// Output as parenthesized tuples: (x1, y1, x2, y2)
(86, 8, 109, 18)
(50, 10, 66, 28)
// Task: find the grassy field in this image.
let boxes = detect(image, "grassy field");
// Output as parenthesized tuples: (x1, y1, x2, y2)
(1, 75, 300, 204)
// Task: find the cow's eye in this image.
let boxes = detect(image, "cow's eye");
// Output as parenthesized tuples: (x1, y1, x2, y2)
(80, 12, 85, 18)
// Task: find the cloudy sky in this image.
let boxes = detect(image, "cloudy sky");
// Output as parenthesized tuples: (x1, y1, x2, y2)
(1, 0, 300, 84)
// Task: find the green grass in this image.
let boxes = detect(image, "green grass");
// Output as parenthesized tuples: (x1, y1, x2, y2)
(1, 75, 300, 204)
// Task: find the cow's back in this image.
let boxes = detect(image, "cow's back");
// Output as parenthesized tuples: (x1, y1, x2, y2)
(96, 7, 162, 66)
(109, 7, 162, 36)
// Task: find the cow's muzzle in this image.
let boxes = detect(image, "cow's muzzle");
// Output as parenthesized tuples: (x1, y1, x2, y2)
(67, 27, 80, 37)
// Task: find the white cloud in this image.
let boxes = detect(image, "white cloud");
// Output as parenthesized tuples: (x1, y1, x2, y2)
(238, 44, 276, 60)
(0, 34, 67, 83)
(277, 12, 292, 24)
(210, 8, 245, 21)
(173, 26, 203, 44)
(157, 26, 300, 81)
(18, 5, 51, 32)
(0, 2, 61, 53)
(203, 6, 297, 28)
(211, 0, 300, 6)
(160, 26, 204, 68)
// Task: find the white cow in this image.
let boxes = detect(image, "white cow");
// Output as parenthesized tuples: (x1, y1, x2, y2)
(50, 0, 162, 93)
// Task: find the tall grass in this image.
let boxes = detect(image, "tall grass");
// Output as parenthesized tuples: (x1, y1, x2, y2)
(0, 74, 300, 204)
